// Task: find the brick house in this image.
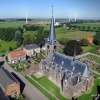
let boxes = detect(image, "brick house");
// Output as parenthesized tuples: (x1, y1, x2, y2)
(39, 7, 94, 98)
(0, 67, 20, 98)
(8, 50, 26, 64)
(23, 44, 40, 57)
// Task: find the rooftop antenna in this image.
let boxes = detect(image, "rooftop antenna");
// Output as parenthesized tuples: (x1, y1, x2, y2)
(26, 11, 28, 24)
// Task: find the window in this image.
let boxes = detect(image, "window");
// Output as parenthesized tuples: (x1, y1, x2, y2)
(54, 46, 56, 49)
(47, 45, 49, 49)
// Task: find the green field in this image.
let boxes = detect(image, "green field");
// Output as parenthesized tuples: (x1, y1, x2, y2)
(25, 76, 56, 100)
(82, 45, 98, 53)
(56, 30, 95, 40)
(0, 21, 25, 28)
(43, 26, 96, 39)
(0, 40, 16, 56)
(31, 75, 67, 100)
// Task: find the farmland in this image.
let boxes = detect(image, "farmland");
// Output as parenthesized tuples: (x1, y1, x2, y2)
(0, 21, 25, 28)
(71, 22, 100, 29)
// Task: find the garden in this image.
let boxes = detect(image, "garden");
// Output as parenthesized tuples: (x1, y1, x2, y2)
(9, 61, 30, 72)
(32, 51, 45, 64)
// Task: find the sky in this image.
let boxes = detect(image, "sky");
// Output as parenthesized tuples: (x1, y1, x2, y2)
(0, 0, 100, 19)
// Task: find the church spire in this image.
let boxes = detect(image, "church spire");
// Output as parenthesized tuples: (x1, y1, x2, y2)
(48, 5, 56, 44)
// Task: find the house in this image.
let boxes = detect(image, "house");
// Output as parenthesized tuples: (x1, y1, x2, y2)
(54, 21, 60, 26)
(0, 67, 20, 98)
(82, 36, 93, 44)
(8, 50, 26, 64)
(23, 44, 40, 57)
(39, 7, 94, 98)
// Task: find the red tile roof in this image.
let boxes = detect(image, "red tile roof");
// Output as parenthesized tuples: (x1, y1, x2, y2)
(9, 50, 26, 58)
(83, 36, 93, 44)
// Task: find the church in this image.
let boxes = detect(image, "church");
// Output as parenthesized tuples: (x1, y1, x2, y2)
(39, 6, 94, 98)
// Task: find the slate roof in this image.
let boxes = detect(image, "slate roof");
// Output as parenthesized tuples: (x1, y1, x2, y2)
(23, 44, 39, 50)
(0, 67, 19, 89)
(9, 50, 26, 58)
(0, 87, 10, 100)
(52, 52, 90, 77)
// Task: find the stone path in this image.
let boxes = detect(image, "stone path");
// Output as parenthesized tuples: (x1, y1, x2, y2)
(27, 75, 60, 100)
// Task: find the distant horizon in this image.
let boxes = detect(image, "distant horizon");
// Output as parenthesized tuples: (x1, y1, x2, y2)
(0, 0, 100, 20)
(0, 17, 100, 21)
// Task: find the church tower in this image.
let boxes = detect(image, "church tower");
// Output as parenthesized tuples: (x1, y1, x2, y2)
(45, 6, 59, 60)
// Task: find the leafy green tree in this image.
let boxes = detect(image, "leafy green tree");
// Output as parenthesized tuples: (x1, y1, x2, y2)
(58, 37, 70, 45)
(64, 40, 83, 56)
(14, 30, 22, 41)
(86, 26, 91, 31)
(93, 27, 97, 31)
(93, 32, 100, 45)
(80, 39, 89, 46)
(9, 46, 13, 51)
(81, 26, 86, 31)
(14, 30, 23, 47)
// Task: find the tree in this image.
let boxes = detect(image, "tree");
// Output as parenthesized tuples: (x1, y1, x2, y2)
(9, 46, 13, 51)
(58, 37, 70, 45)
(86, 26, 91, 31)
(81, 26, 86, 31)
(14, 30, 22, 41)
(64, 40, 83, 56)
(93, 27, 97, 31)
(80, 39, 89, 46)
(14, 30, 23, 47)
(93, 32, 100, 45)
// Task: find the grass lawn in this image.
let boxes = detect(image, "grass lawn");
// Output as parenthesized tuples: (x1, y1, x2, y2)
(82, 45, 98, 53)
(31, 75, 68, 100)
(78, 79, 100, 100)
(0, 21, 25, 28)
(25, 76, 56, 100)
(92, 72, 100, 78)
(0, 40, 16, 56)
(61, 31, 95, 39)
(44, 25, 96, 40)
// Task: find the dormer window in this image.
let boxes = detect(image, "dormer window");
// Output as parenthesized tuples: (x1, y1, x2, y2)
(72, 66, 75, 71)
(61, 61, 64, 65)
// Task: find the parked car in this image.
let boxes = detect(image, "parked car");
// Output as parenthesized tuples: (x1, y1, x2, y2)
(27, 60, 31, 64)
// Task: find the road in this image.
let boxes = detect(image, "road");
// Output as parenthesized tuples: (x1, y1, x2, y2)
(0, 57, 49, 100)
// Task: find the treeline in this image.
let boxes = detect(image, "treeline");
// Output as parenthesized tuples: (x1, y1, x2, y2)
(0, 27, 23, 41)
(63, 23, 100, 32)
(23, 25, 49, 45)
